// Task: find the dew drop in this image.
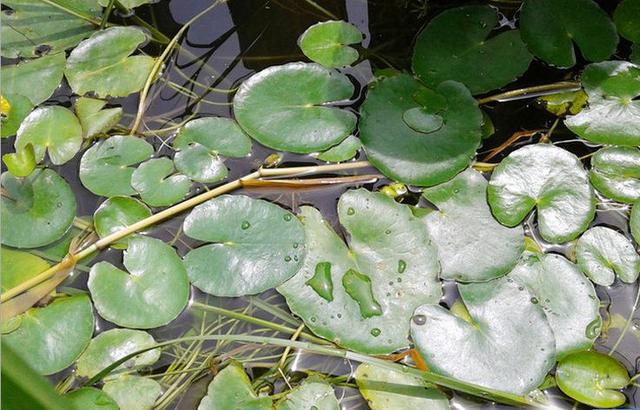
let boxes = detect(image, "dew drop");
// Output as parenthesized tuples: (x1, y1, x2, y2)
(413, 314, 427, 325)
(347, 207, 355, 215)
(306, 262, 334, 302)
(530, 297, 539, 304)
(370, 328, 381, 337)
(310, 316, 317, 322)
(342, 269, 382, 318)
(284, 256, 292, 262)
(283, 214, 292, 221)
(241, 221, 251, 230)
(385, 229, 391, 235)
(397, 259, 407, 273)
(293, 243, 299, 248)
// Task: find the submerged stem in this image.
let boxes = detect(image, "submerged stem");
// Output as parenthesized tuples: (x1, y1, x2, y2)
(477, 81, 581, 104)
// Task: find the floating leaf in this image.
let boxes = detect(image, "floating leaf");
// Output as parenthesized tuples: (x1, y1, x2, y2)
(412, 5, 532, 94)
(15, 106, 83, 165)
(298, 20, 363, 68)
(590, 146, 640, 203)
(279, 189, 441, 354)
(421, 168, 524, 282)
(275, 378, 339, 410)
(488, 144, 595, 243)
(173, 117, 251, 183)
(66, 387, 119, 410)
(131, 158, 192, 207)
(508, 252, 601, 356)
(75, 329, 160, 378)
(565, 61, 640, 146)
(65, 26, 155, 98)
(359, 73, 482, 186)
(1, 169, 76, 248)
(102, 376, 162, 410)
(3, 295, 94, 375)
(233, 62, 357, 153)
(183, 195, 305, 297)
(317, 135, 361, 162)
(354, 363, 451, 410)
(411, 278, 556, 395)
(98, 0, 151, 8)
(1, 94, 33, 138)
(632, 200, 640, 244)
(1, 0, 99, 58)
(94, 196, 151, 248)
(1, 247, 50, 293)
(75, 98, 123, 139)
(576, 226, 640, 286)
(1, 53, 65, 106)
(2, 143, 36, 177)
(614, 0, 640, 43)
(520, 0, 618, 68)
(79, 135, 154, 197)
(556, 350, 629, 408)
(198, 362, 272, 410)
(88, 236, 190, 329)
(537, 90, 588, 117)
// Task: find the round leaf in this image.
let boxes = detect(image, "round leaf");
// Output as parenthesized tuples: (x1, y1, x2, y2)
(1, 169, 76, 248)
(198, 361, 273, 410)
(233, 62, 357, 153)
(488, 144, 595, 243)
(411, 277, 556, 396)
(66, 387, 119, 410)
(576, 226, 640, 286)
(75, 97, 123, 139)
(317, 135, 361, 162)
(279, 189, 442, 354)
(94, 196, 151, 247)
(1, 94, 33, 138)
(520, 0, 618, 68)
(614, 0, 640, 43)
(412, 5, 532, 94)
(298, 20, 363, 68)
(359, 73, 482, 186)
(3, 295, 94, 375)
(79, 135, 154, 197)
(131, 158, 191, 207)
(102, 376, 162, 410)
(183, 195, 305, 297)
(421, 168, 524, 282)
(174, 144, 228, 184)
(590, 146, 640, 203)
(275, 378, 339, 410)
(88, 235, 190, 329)
(1, 53, 65, 106)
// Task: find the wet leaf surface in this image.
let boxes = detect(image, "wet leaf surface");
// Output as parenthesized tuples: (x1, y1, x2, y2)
(298, 20, 363, 68)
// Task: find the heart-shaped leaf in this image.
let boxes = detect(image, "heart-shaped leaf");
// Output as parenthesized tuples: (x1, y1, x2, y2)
(632, 200, 640, 244)
(102, 376, 162, 410)
(94, 196, 151, 248)
(298, 20, 363, 68)
(198, 361, 273, 410)
(1, 169, 76, 248)
(131, 158, 192, 207)
(3, 295, 94, 375)
(576, 226, 640, 286)
(75, 329, 160, 378)
(488, 144, 595, 243)
(183, 195, 305, 297)
(589, 146, 640, 203)
(2, 143, 36, 177)
(354, 363, 451, 410)
(275, 378, 339, 410)
(75, 98, 123, 139)
(556, 350, 629, 408)
(1, 53, 65, 106)
(79, 135, 154, 197)
(88, 235, 190, 329)
(411, 277, 556, 395)
(359, 73, 482, 186)
(520, 0, 618, 68)
(65, 26, 155, 98)
(565, 61, 640, 146)
(279, 189, 442, 354)
(402, 108, 443, 134)
(412, 5, 532, 94)
(614, 0, 640, 43)
(317, 135, 361, 162)
(421, 168, 524, 282)
(15, 106, 83, 165)
(66, 387, 119, 410)
(1, 94, 33, 138)
(233, 62, 357, 154)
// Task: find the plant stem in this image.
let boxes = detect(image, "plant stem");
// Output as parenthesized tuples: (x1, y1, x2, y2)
(100, 0, 116, 29)
(477, 81, 581, 104)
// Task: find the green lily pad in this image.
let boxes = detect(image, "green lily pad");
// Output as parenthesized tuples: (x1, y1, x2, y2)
(66, 387, 119, 410)
(88, 235, 190, 329)
(15, 106, 83, 165)
(614, 0, 640, 43)
(412, 5, 532, 94)
(421, 168, 524, 282)
(3, 295, 94, 375)
(565, 61, 640, 146)
(3, 143, 36, 177)
(233, 62, 357, 154)
(75, 328, 160, 378)
(1, 169, 76, 248)
(102, 376, 162, 410)
(65, 26, 155, 98)
(590, 146, 640, 204)
(275, 378, 339, 410)
(508, 252, 601, 356)
(75, 98, 123, 139)
(94, 196, 151, 248)
(411, 277, 556, 395)
(79, 135, 154, 197)
(556, 350, 629, 408)
(183, 195, 305, 297)
(1, 0, 99, 58)
(354, 363, 450, 410)
(198, 361, 272, 410)
(131, 158, 192, 207)
(1, 247, 50, 293)
(298, 20, 363, 68)
(173, 117, 251, 183)
(520, 0, 618, 68)
(359, 73, 482, 186)
(576, 226, 640, 286)
(487, 144, 595, 243)
(279, 189, 442, 354)
(1, 94, 33, 138)
(1, 53, 65, 106)
(317, 135, 361, 162)
(632, 200, 640, 244)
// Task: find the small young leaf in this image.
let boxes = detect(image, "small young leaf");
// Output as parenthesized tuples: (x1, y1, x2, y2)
(1, 94, 33, 138)
(317, 135, 361, 162)
(75, 97, 123, 139)
(2, 143, 36, 177)
(131, 158, 192, 207)
(589, 146, 640, 204)
(298, 20, 363, 68)
(102, 376, 162, 410)
(198, 361, 273, 410)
